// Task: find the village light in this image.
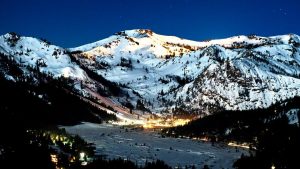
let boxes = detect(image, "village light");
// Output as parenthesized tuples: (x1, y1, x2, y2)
(50, 154, 58, 164)
(81, 161, 88, 166)
(271, 164, 275, 169)
(79, 152, 85, 161)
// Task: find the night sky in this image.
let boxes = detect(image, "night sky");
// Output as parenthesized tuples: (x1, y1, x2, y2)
(1, 0, 299, 47)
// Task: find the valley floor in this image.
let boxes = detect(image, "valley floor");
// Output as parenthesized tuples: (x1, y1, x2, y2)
(63, 123, 248, 169)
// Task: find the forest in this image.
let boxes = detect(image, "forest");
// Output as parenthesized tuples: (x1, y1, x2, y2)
(163, 97, 300, 169)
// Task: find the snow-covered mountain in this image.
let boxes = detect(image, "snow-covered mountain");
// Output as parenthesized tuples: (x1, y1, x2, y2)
(71, 29, 300, 114)
(1, 30, 300, 122)
(0, 32, 86, 80)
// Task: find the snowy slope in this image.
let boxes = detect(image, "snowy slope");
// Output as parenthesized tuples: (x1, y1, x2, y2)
(0, 33, 86, 80)
(71, 29, 300, 115)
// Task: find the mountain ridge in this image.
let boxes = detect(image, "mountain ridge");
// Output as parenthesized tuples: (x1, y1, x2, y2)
(1, 30, 300, 125)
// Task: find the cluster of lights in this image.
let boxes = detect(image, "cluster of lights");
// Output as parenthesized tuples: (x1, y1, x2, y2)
(50, 152, 88, 168)
(49, 134, 71, 146)
(142, 118, 190, 129)
(227, 142, 252, 149)
(29, 130, 90, 169)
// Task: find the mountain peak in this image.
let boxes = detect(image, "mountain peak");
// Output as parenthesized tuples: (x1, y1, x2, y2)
(3, 32, 20, 38)
(114, 29, 154, 38)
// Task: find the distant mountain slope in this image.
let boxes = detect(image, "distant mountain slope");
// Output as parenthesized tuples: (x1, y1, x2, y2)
(70, 29, 300, 115)
(0, 32, 86, 80)
(1, 30, 300, 124)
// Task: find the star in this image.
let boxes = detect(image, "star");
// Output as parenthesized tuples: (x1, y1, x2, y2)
(279, 8, 288, 16)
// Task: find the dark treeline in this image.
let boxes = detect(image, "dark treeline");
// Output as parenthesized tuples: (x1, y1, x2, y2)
(233, 116, 299, 169)
(0, 52, 117, 126)
(82, 158, 171, 169)
(163, 97, 300, 169)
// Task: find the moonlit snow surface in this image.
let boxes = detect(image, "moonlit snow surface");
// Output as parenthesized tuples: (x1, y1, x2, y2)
(64, 123, 248, 169)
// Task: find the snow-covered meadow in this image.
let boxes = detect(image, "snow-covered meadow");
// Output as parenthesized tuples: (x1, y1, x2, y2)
(63, 123, 248, 169)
